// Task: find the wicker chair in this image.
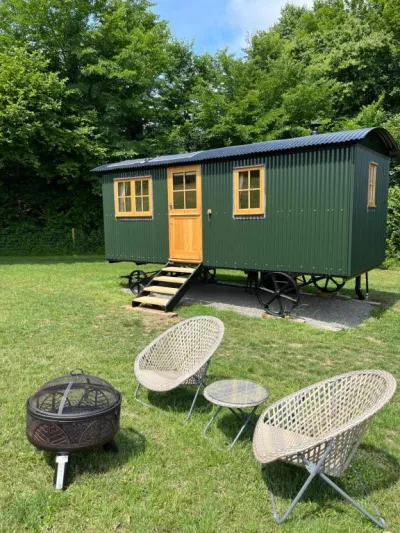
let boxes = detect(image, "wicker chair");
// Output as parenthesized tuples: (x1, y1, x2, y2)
(134, 316, 224, 420)
(253, 370, 396, 528)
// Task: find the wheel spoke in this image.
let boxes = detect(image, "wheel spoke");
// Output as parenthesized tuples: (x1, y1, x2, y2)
(259, 286, 275, 294)
(278, 280, 291, 294)
(265, 293, 279, 305)
(280, 293, 297, 303)
(324, 277, 329, 290)
(258, 272, 299, 316)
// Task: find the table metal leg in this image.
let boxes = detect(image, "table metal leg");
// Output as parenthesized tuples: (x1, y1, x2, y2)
(203, 405, 223, 436)
(228, 406, 258, 450)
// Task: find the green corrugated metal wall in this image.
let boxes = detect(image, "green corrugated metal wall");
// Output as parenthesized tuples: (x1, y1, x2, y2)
(101, 142, 389, 277)
(102, 167, 169, 262)
(202, 147, 354, 275)
(350, 145, 390, 276)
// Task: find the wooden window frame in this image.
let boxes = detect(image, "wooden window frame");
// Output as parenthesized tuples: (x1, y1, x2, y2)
(168, 166, 201, 213)
(368, 162, 377, 209)
(114, 176, 153, 218)
(233, 165, 265, 216)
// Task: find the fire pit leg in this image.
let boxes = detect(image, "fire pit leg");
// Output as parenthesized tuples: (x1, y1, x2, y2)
(54, 453, 70, 490)
(103, 439, 118, 453)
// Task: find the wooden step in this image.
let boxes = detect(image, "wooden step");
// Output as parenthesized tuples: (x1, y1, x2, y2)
(163, 266, 195, 274)
(153, 276, 187, 284)
(133, 296, 168, 307)
(142, 286, 178, 295)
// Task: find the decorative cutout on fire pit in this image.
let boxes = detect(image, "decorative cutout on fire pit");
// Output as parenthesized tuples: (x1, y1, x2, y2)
(26, 370, 122, 490)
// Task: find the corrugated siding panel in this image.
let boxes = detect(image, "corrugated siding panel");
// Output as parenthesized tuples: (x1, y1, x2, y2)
(202, 148, 354, 275)
(102, 168, 168, 262)
(350, 146, 390, 275)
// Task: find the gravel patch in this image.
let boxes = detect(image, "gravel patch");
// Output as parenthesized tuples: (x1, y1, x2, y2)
(182, 282, 379, 331)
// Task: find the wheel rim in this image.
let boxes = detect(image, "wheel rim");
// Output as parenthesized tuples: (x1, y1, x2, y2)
(131, 282, 144, 295)
(128, 270, 146, 293)
(312, 275, 346, 293)
(257, 272, 299, 316)
(296, 274, 312, 289)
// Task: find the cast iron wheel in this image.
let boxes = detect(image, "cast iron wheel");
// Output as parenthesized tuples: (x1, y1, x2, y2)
(130, 282, 144, 296)
(200, 268, 216, 283)
(311, 275, 346, 293)
(296, 274, 312, 289)
(257, 272, 300, 317)
(128, 270, 147, 295)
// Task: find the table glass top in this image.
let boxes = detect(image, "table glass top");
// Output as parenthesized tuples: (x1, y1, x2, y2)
(204, 379, 268, 407)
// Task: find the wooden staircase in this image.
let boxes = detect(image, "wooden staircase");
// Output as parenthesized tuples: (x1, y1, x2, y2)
(132, 262, 202, 312)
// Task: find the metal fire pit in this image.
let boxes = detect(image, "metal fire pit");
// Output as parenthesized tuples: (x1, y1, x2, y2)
(26, 370, 121, 489)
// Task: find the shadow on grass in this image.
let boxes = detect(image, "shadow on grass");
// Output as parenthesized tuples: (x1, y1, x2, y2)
(144, 372, 234, 417)
(211, 410, 260, 446)
(368, 290, 400, 310)
(43, 427, 145, 484)
(259, 444, 400, 519)
(147, 387, 213, 416)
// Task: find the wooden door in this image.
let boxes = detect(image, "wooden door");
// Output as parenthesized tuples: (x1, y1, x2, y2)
(167, 165, 202, 262)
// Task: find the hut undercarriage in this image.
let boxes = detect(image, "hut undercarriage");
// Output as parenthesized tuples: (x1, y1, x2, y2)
(126, 264, 368, 316)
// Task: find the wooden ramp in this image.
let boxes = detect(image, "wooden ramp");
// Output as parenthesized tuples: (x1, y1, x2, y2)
(132, 262, 202, 312)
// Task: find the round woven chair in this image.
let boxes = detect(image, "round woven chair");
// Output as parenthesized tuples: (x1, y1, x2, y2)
(253, 369, 396, 528)
(134, 316, 224, 420)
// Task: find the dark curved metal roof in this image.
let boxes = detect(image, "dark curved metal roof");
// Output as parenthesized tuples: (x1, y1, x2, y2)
(92, 127, 398, 173)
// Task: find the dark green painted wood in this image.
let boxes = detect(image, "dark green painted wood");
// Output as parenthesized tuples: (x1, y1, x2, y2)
(202, 148, 354, 275)
(102, 167, 168, 263)
(350, 145, 390, 276)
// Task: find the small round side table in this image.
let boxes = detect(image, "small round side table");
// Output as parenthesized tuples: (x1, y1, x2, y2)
(203, 379, 269, 450)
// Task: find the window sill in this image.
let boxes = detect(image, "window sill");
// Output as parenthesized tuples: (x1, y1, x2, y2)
(115, 213, 153, 218)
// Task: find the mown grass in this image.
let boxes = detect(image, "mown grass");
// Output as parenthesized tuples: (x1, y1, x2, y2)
(0, 257, 399, 533)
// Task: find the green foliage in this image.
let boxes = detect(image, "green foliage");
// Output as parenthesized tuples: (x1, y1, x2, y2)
(0, 0, 399, 257)
(387, 186, 400, 260)
(0, 227, 104, 256)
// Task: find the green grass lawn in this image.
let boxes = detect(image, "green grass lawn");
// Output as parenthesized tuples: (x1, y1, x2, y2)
(0, 257, 400, 533)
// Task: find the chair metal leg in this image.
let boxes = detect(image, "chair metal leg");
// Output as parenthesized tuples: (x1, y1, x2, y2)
(319, 469, 386, 529)
(133, 382, 151, 408)
(265, 440, 387, 529)
(265, 441, 335, 524)
(185, 381, 203, 422)
(185, 362, 210, 422)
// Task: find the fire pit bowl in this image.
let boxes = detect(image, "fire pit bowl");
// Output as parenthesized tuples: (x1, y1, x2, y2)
(26, 370, 122, 489)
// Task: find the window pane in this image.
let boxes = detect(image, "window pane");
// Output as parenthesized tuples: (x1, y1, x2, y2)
(135, 180, 142, 196)
(118, 182, 124, 196)
(239, 191, 248, 209)
(142, 179, 149, 195)
(125, 198, 132, 212)
(238, 171, 248, 190)
(173, 191, 185, 209)
(135, 197, 142, 212)
(173, 173, 184, 191)
(143, 197, 150, 212)
(185, 172, 196, 190)
(250, 190, 260, 209)
(250, 170, 260, 189)
(186, 191, 196, 209)
(118, 198, 125, 212)
(125, 181, 131, 196)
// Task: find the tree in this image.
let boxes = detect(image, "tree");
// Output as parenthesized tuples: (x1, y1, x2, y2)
(0, 47, 104, 229)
